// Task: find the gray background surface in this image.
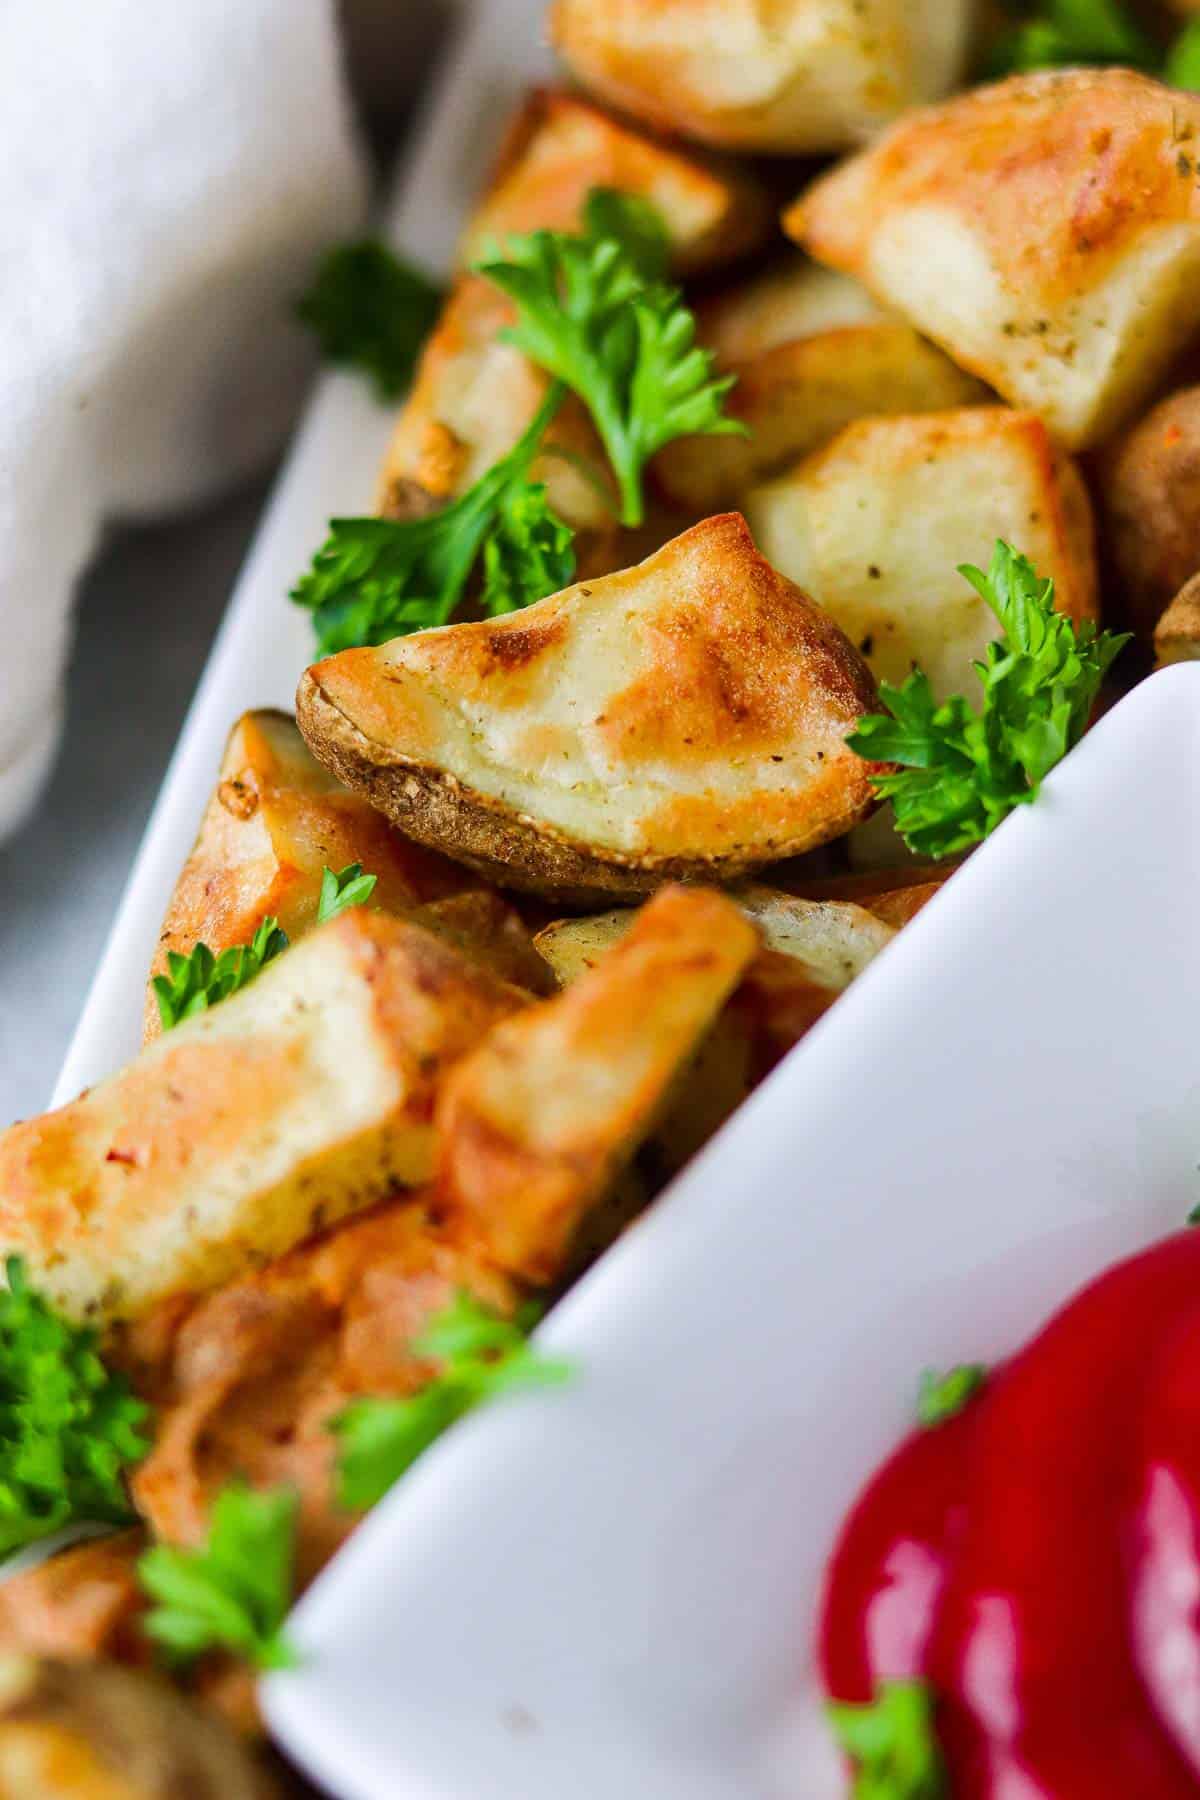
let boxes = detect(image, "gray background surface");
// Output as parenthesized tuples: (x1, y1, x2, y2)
(0, 0, 451, 1123)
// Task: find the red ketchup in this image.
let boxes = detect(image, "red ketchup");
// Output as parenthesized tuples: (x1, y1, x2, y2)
(819, 1232, 1200, 1795)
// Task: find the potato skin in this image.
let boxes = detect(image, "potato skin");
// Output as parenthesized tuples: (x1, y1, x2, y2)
(1155, 572, 1200, 665)
(1096, 387, 1200, 639)
(296, 516, 884, 905)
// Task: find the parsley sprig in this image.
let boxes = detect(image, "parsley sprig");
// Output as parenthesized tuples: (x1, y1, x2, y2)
(291, 384, 575, 656)
(988, 0, 1200, 87)
(916, 1365, 987, 1428)
(296, 240, 442, 401)
(139, 1482, 299, 1672)
(848, 542, 1129, 860)
(331, 1293, 571, 1512)
(317, 861, 377, 925)
(475, 188, 744, 527)
(827, 1681, 946, 1799)
(0, 1258, 150, 1559)
(152, 916, 289, 1032)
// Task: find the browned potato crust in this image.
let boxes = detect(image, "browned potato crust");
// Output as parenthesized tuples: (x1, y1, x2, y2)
(0, 914, 524, 1328)
(437, 886, 758, 1284)
(144, 710, 470, 1040)
(1155, 572, 1200, 664)
(548, 0, 973, 153)
(1096, 386, 1200, 639)
(789, 70, 1200, 448)
(296, 515, 883, 904)
(0, 1656, 284, 1798)
(461, 88, 770, 275)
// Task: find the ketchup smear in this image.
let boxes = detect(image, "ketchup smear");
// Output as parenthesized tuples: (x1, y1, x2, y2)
(819, 1231, 1200, 1795)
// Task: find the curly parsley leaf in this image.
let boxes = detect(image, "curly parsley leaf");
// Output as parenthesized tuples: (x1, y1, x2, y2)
(475, 193, 744, 527)
(848, 541, 1129, 860)
(988, 0, 1158, 74)
(139, 1482, 299, 1672)
(152, 916, 289, 1032)
(296, 240, 442, 401)
(0, 1258, 150, 1559)
(330, 1293, 571, 1512)
(317, 862, 378, 925)
(827, 1681, 946, 1799)
(291, 383, 575, 655)
(581, 187, 670, 280)
(917, 1365, 988, 1428)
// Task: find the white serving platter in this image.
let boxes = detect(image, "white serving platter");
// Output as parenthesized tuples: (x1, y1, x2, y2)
(51, 2, 1200, 1794)
(263, 663, 1200, 1799)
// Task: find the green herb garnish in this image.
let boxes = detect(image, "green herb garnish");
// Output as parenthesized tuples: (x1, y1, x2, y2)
(291, 384, 575, 656)
(988, 0, 1158, 74)
(475, 190, 743, 527)
(916, 1364, 988, 1427)
(330, 1293, 571, 1512)
(0, 1257, 149, 1559)
(848, 541, 1129, 860)
(139, 1481, 299, 1672)
(1166, 19, 1200, 90)
(317, 862, 378, 925)
(296, 240, 441, 401)
(152, 916, 289, 1031)
(827, 1681, 946, 1799)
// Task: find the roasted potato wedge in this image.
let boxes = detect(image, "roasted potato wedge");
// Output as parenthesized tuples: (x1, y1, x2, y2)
(296, 514, 883, 904)
(1155, 573, 1200, 665)
(145, 709, 472, 1040)
(131, 1197, 516, 1582)
(747, 408, 1098, 699)
(460, 88, 770, 275)
(0, 914, 523, 1328)
(376, 275, 620, 552)
(0, 1535, 147, 1669)
(789, 70, 1200, 448)
(437, 887, 758, 1283)
(548, 0, 974, 153)
(1096, 386, 1200, 639)
(0, 1657, 284, 1798)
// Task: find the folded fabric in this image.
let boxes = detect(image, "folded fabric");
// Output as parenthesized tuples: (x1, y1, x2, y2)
(0, 0, 370, 837)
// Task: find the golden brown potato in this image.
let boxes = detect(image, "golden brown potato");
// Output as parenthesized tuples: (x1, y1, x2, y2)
(1155, 572, 1200, 664)
(747, 408, 1098, 700)
(548, 0, 974, 153)
(789, 70, 1200, 448)
(655, 259, 988, 511)
(296, 514, 883, 904)
(1096, 386, 1200, 638)
(375, 275, 621, 552)
(0, 1535, 147, 1669)
(460, 88, 770, 275)
(438, 887, 758, 1283)
(145, 709, 473, 1040)
(131, 1196, 516, 1583)
(0, 914, 524, 1328)
(0, 1657, 283, 1798)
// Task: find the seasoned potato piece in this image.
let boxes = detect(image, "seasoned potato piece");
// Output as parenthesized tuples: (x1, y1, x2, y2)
(407, 890, 554, 996)
(1097, 386, 1200, 638)
(460, 88, 769, 275)
(131, 1198, 516, 1582)
(438, 887, 758, 1283)
(376, 275, 619, 551)
(548, 0, 973, 153)
(1155, 573, 1200, 664)
(0, 1535, 147, 1669)
(789, 70, 1200, 448)
(747, 409, 1098, 699)
(0, 1657, 284, 1798)
(0, 914, 524, 1328)
(656, 261, 987, 509)
(144, 709, 470, 1040)
(296, 514, 883, 904)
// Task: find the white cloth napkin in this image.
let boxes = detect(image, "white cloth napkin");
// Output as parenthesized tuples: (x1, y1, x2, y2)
(0, 0, 370, 838)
